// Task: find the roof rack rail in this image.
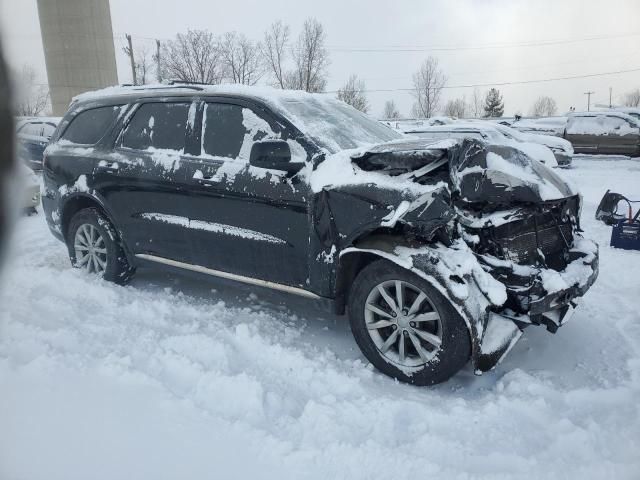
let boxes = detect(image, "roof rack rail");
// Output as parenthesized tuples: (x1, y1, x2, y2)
(168, 80, 212, 86)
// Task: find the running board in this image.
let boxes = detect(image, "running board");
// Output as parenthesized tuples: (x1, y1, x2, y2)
(135, 254, 321, 300)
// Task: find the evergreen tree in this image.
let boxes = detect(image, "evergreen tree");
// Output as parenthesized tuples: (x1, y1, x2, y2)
(483, 88, 504, 117)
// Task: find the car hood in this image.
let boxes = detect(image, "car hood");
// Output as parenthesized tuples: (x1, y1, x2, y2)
(352, 138, 575, 205)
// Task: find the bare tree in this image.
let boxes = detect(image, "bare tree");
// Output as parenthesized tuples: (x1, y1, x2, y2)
(14, 65, 49, 116)
(530, 96, 558, 117)
(263, 21, 290, 88)
(443, 97, 467, 118)
(135, 45, 153, 85)
(220, 32, 264, 85)
(288, 18, 329, 92)
(162, 30, 225, 84)
(622, 88, 640, 107)
(470, 87, 485, 118)
(383, 100, 401, 119)
(411, 56, 447, 118)
(336, 75, 369, 112)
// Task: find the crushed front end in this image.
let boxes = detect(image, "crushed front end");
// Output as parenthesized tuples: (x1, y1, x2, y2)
(451, 141, 599, 345)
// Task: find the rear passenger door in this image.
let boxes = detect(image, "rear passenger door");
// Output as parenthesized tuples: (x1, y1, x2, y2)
(181, 99, 311, 288)
(95, 100, 197, 263)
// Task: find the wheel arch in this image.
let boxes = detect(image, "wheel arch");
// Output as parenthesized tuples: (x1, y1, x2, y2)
(60, 193, 136, 265)
(336, 244, 493, 374)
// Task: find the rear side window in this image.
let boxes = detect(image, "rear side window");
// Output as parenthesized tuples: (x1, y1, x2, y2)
(202, 103, 278, 160)
(122, 102, 190, 151)
(62, 105, 122, 144)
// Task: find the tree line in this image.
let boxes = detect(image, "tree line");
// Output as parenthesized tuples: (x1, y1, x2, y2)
(13, 16, 640, 118)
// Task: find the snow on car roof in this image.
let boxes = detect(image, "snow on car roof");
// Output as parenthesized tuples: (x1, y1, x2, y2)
(73, 83, 333, 107)
(568, 110, 638, 122)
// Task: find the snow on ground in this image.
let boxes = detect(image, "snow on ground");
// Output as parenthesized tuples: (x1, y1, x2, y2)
(1, 157, 640, 480)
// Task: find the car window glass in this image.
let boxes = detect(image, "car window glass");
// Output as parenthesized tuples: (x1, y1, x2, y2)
(62, 105, 123, 144)
(202, 103, 278, 161)
(122, 102, 190, 151)
(42, 123, 56, 138)
(20, 123, 42, 136)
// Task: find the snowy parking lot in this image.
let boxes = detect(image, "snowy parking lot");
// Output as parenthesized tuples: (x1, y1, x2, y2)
(1, 157, 639, 479)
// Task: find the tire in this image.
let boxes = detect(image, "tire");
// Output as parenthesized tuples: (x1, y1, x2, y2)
(66, 207, 135, 284)
(348, 259, 471, 386)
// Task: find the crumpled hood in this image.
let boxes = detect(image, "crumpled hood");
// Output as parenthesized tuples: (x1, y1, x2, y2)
(450, 140, 575, 205)
(351, 137, 575, 205)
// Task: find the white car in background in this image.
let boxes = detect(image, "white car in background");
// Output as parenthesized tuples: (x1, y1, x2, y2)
(403, 122, 560, 167)
(491, 123, 573, 167)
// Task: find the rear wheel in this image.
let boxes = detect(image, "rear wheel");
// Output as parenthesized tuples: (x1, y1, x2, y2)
(348, 260, 471, 386)
(67, 207, 135, 284)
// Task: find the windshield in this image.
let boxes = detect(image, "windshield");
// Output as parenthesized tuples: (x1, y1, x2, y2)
(279, 97, 402, 153)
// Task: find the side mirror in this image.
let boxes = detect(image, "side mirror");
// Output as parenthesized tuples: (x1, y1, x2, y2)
(249, 140, 303, 174)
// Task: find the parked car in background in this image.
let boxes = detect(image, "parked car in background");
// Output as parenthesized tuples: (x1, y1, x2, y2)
(16, 117, 61, 170)
(18, 162, 40, 214)
(403, 122, 559, 167)
(613, 107, 640, 121)
(563, 111, 640, 156)
(511, 116, 567, 137)
(491, 123, 573, 167)
(41, 84, 599, 386)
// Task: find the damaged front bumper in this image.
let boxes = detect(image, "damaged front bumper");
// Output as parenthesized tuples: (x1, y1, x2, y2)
(481, 236, 599, 331)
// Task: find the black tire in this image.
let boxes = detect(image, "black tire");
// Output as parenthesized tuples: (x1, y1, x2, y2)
(66, 207, 135, 284)
(348, 259, 471, 386)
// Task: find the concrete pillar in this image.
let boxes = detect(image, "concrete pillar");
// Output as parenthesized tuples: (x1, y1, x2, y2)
(37, 0, 118, 116)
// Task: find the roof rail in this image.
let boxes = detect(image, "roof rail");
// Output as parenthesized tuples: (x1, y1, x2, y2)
(168, 80, 212, 87)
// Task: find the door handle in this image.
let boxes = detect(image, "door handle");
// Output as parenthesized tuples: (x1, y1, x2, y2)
(97, 160, 119, 172)
(193, 169, 223, 184)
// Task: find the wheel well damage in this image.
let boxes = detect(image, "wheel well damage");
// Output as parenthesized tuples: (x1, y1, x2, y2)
(336, 243, 519, 374)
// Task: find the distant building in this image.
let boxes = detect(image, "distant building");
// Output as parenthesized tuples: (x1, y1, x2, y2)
(37, 0, 118, 116)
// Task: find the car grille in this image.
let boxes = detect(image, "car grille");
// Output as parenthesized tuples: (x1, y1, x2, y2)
(497, 222, 573, 264)
(472, 198, 579, 266)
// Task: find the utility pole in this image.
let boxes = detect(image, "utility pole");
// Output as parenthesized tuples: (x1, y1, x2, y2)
(584, 91, 595, 111)
(155, 39, 162, 83)
(123, 34, 137, 86)
(609, 87, 613, 108)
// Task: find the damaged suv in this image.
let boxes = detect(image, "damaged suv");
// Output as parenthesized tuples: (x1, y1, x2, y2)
(42, 85, 599, 385)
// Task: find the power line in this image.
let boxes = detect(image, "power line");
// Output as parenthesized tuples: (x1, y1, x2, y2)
(324, 67, 640, 94)
(325, 31, 640, 52)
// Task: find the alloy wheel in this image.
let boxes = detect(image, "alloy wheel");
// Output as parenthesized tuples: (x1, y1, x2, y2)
(74, 223, 108, 276)
(364, 279, 443, 368)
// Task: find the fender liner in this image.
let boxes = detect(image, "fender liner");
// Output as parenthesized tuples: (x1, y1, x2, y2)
(340, 245, 521, 374)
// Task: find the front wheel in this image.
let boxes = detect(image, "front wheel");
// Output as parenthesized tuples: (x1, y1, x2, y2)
(66, 207, 135, 284)
(348, 260, 471, 386)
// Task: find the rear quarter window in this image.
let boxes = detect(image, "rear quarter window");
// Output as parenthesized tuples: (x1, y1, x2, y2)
(61, 105, 123, 145)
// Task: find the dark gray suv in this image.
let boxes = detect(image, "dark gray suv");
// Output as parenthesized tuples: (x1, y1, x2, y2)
(41, 84, 599, 385)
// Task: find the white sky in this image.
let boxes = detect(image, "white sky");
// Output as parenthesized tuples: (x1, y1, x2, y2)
(1, 0, 639, 117)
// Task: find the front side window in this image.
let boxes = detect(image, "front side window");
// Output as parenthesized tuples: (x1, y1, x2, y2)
(202, 103, 278, 160)
(122, 102, 190, 151)
(62, 105, 122, 145)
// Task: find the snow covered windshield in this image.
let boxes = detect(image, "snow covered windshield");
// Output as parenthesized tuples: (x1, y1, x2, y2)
(279, 97, 402, 153)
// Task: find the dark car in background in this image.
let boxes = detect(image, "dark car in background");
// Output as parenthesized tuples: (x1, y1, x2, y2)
(564, 111, 640, 156)
(41, 84, 598, 386)
(16, 117, 61, 170)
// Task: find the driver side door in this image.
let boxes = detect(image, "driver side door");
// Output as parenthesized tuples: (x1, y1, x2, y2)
(181, 99, 311, 288)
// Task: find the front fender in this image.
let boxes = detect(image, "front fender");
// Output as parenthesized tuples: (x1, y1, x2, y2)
(340, 242, 521, 374)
